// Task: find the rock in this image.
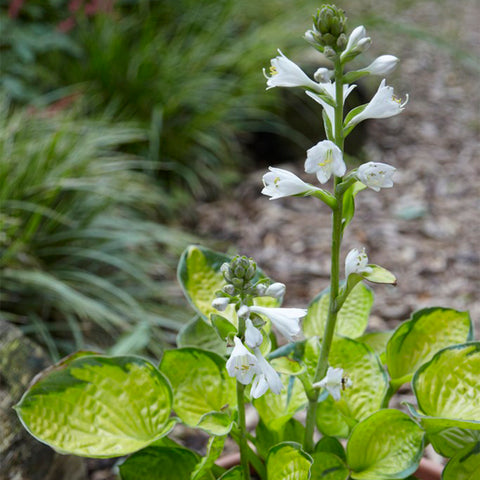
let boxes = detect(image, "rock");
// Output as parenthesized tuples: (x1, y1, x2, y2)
(0, 320, 87, 480)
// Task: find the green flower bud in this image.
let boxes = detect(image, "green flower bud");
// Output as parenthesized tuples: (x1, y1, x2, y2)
(311, 4, 347, 51)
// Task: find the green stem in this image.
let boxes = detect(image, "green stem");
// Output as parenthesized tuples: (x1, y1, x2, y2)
(236, 382, 251, 480)
(303, 56, 345, 453)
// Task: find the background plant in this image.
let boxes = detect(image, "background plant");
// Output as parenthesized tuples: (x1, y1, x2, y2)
(0, 101, 195, 358)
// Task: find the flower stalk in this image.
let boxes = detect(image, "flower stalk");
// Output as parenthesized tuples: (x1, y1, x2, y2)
(303, 54, 346, 452)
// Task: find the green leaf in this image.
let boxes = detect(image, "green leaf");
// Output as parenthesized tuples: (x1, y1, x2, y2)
(387, 307, 473, 389)
(253, 376, 307, 431)
(178, 245, 233, 322)
(191, 435, 226, 480)
(218, 467, 243, 480)
(316, 394, 352, 438)
(15, 354, 173, 457)
(311, 337, 388, 427)
(177, 316, 227, 356)
(341, 181, 367, 233)
(357, 331, 393, 364)
(315, 436, 346, 462)
(211, 314, 238, 341)
(429, 428, 480, 458)
(271, 356, 306, 376)
(443, 443, 480, 480)
(347, 410, 425, 480)
(159, 348, 236, 427)
(197, 412, 234, 436)
(410, 343, 480, 432)
(362, 264, 397, 285)
(255, 418, 305, 459)
(119, 446, 203, 480)
(304, 283, 374, 339)
(266, 442, 312, 480)
(177, 245, 279, 323)
(310, 451, 349, 480)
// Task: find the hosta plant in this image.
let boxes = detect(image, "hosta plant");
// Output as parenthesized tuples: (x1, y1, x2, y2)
(15, 5, 478, 480)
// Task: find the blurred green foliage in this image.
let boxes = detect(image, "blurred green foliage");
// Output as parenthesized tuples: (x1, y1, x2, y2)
(0, 101, 195, 358)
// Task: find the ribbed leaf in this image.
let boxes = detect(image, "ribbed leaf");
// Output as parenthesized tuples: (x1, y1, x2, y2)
(177, 245, 279, 323)
(387, 308, 473, 389)
(347, 410, 424, 480)
(159, 348, 236, 427)
(266, 442, 312, 480)
(443, 443, 480, 480)
(119, 446, 202, 480)
(16, 353, 173, 457)
(177, 316, 226, 356)
(310, 452, 349, 480)
(306, 336, 388, 436)
(304, 283, 373, 339)
(410, 343, 480, 432)
(253, 376, 307, 431)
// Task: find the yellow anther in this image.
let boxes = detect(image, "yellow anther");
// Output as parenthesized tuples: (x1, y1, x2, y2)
(270, 66, 278, 76)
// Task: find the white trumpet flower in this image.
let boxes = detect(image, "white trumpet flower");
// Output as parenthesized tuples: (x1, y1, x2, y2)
(245, 318, 264, 349)
(356, 162, 396, 191)
(226, 337, 258, 385)
(264, 50, 326, 93)
(345, 248, 372, 279)
(249, 305, 306, 342)
(345, 79, 408, 128)
(313, 366, 352, 401)
(306, 82, 356, 129)
(305, 140, 346, 184)
(250, 348, 283, 398)
(262, 167, 317, 200)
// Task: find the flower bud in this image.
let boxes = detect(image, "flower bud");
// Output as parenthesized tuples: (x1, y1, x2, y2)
(265, 282, 286, 299)
(313, 67, 333, 83)
(212, 297, 230, 312)
(310, 4, 347, 51)
(220, 262, 232, 282)
(223, 284, 235, 295)
(364, 55, 399, 76)
(256, 283, 267, 296)
(340, 25, 371, 63)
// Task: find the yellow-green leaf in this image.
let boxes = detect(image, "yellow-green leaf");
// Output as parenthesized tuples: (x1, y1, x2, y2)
(16, 354, 173, 457)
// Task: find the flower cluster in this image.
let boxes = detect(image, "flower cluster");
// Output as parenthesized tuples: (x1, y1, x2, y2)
(213, 255, 307, 398)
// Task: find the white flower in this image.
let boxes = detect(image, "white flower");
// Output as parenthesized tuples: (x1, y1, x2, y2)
(264, 50, 325, 93)
(237, 305, 250, 318)
(262, 167, 315, 200)
(305, 140, 346, 184)
(356, 162, 396, 192)
(306, 83, 356, 129)
(249, 305, 306, 342)
(226, 337, 258, 385)
(313, 67, 333, 83)
(245, 318, 263, 349)
(340, 26, 371, 61)
(345, 248, 372, 279)
(265, 282, 286, 299)
(313, 366, 352, 401)
(345, 79, 408, 128)
(250, 347, 283, 398)
(212, 297, 230, 312)
(363, 55, 399, 76)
